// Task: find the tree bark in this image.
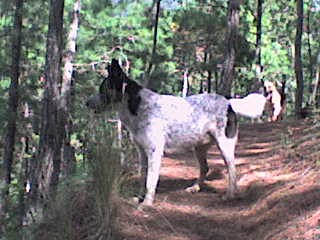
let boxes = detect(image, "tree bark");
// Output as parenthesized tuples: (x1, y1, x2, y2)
(294, 0, 304, 117)
(219, 0, 240, 97)
(1, 0, 23, 231)
(33, 0, 65, 206)
(255, 0, 263, 80)
(144, 0, 161, 88)
(61, 0, 81, 175)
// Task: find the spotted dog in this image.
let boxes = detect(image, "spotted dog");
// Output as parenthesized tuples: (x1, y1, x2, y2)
(87, 59, 266, 206)
(264, 81, 283, 122)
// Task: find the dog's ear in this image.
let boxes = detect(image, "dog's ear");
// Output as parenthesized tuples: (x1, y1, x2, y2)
(107, 63, 111, 75)
(108, 59, 125, 92)
(110, 59, 123, 75)
(99, 78, 107, 95)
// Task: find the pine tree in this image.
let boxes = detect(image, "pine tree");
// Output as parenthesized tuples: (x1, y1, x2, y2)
(294, 0, 304, 117)
(0, 0, 24, 233)
(32, 0, 65, 207)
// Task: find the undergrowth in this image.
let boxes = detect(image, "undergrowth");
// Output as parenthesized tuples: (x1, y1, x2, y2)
(280, 116, 320, 168)
(28, 115, 121, 240)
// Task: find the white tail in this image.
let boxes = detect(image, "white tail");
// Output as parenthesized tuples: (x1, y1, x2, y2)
(229, 93, 266, 118)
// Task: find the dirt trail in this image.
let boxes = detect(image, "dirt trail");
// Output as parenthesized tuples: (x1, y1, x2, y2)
(117, 121, 320, 240)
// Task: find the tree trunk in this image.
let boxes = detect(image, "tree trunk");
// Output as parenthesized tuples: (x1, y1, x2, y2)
(204, 51, 212, 93)
(316, 67, 320, 106)
(219, 0, 240, 97)
(33, 0, 65, 206)
(207, 70, 212, 93)
(214, 70, 219, 93)
(144, 0, 161, 88)
(61, 0, 81, 175)
(306, 1, 313, 80)
(311, 55, 320, 105)
(182, 68, 189, 97)
(307, 1, 315, 104)
(0, 0, 23, 232)
(255, 0, 263, 80)
(294, 0, 304, 117)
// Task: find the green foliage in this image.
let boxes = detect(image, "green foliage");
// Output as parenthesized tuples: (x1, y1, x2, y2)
(261, 0, 296, 81)
(77, 0, 177, 90)
(0, 78, 10, 89)
(0, 6, 13, 129)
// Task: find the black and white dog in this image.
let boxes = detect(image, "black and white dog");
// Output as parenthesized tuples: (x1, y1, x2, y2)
(87, 59, 266, 206)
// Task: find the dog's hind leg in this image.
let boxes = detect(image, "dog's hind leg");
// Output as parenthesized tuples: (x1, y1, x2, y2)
(186, 145, 209, 193)
(216, 134, 238, 199)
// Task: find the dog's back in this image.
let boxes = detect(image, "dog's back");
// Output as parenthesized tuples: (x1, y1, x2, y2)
(119, 89, 231, 152)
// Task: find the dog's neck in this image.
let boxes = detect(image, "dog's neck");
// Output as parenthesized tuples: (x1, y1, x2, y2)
(120, 78, 143, 116)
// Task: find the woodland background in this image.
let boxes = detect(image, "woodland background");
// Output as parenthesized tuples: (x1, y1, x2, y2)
(0, 0, 319, 239)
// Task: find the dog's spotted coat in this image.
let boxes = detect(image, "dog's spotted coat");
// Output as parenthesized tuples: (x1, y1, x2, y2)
(87, 59, 265, 206)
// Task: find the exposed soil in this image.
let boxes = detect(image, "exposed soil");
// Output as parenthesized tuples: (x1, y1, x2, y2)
(116, 121, 320, 240)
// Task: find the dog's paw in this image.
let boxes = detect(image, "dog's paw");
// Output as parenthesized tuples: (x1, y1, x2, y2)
(222, 193, 233, 201)
(132, 197, 140, 204)
(136, 198, 154, 211)
(222, 190, 239, 201)
(185, 183, 201, 193)
(142, 199, 153, 206)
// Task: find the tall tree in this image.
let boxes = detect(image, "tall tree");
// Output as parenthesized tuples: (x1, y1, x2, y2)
(306, 0, 313, 84)
(0, 0, 23, 231)
(255, 0, 263, 80)
(32, 0, 65, 206)
(307, 1, 317, 105)
(219, 0, 240, 97)
(61, 0, 81, 175)
(144, 0, 161, 88)
(311, 52, 320, 105)
(294, 0, 304, 117)
(182, 67, 189, 97)
(204, 51, 212, 93)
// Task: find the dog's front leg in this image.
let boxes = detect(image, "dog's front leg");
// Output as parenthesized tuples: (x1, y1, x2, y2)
(216, 135, 238, 199)
(142, 140, 164, 206)
(135, 144, 148, 202)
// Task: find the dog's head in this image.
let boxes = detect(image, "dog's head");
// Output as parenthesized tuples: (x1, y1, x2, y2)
(86, 59, 127, 112)
(264, 81, 276, 94)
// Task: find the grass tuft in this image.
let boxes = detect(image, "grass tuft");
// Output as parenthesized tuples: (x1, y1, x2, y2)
(30, 116, 120, 240)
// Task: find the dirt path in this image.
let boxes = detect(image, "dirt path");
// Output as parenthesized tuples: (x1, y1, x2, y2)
(117, 121, 320, 240)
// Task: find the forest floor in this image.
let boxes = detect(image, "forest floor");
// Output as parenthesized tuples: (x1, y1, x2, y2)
(116, 120, 320, 240)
